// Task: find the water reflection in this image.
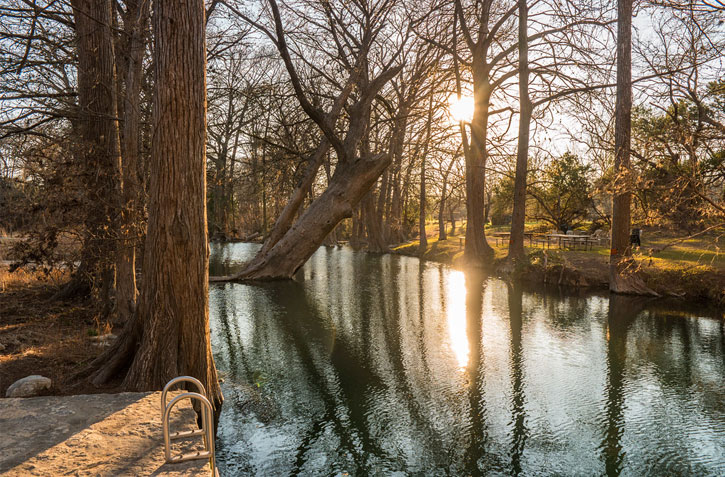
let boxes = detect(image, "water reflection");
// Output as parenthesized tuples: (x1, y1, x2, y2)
(507, 284, 527, 476)
(210, 243, 725, 476)
(601, 295, 652, 476)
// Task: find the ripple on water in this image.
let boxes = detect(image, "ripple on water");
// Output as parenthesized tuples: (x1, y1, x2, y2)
(211, 243, 725, 476)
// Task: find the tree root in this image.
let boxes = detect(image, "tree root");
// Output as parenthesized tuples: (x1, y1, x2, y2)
(609, 257, 659, 296)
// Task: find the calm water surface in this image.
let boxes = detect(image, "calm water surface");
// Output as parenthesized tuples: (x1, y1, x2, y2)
(209, 243, 725, 476)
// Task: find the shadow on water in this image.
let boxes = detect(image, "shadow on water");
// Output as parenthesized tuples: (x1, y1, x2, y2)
(601, 295, 655, 476)
(209, 243, 725, 476)
(507, 283, 527, 476)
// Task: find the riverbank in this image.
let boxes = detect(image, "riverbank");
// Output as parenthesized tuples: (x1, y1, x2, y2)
(391, 230, 725, 310)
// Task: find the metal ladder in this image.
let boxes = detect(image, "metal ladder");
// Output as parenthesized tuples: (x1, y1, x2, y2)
(161, 376, 216, 476)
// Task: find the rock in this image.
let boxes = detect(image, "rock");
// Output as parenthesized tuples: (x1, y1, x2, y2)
(5, 375, 52, 398)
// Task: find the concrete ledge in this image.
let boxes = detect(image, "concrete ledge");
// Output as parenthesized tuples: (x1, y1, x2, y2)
(0, 391, 212, 476)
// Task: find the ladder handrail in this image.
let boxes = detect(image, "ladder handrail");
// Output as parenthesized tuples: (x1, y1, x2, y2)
(162, 391, 215, 476)
(161, 375, 207, 416)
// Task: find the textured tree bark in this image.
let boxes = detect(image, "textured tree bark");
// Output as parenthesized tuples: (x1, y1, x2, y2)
(87, 0, 223, 422)
(464, 56, 495, 266)
(60, 0, 123, 305)
(508, 0, 532, 261)
(609, 0, 655, 295)
(116, 0, 149, 324)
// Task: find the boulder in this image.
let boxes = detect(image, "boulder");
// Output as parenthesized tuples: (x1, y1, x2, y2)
(5, 375, 52, 398)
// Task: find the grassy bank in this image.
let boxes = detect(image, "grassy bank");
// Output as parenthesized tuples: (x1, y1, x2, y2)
(391, 223, 725, 309)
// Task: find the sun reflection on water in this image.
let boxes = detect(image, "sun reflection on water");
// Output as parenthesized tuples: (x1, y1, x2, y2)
(445, 270, 469, 369)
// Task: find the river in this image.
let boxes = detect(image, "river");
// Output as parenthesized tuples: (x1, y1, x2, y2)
(209, 242, 725, 476)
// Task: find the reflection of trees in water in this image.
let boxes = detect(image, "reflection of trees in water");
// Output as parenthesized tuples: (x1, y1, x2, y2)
(211, 246, 725, 475)
(601, 295, 650, 476)
(507, 283, 528, 476)
(463, 269, 490, 474)
(213, 254, 471, 474)
(621, 306, 725, 420)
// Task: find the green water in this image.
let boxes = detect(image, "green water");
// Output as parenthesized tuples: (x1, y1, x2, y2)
(209, 243, 725, 476)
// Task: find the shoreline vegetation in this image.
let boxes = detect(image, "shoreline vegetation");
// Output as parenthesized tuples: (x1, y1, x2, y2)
(386, 223, 725, 310)
(216, 220, 725, 309)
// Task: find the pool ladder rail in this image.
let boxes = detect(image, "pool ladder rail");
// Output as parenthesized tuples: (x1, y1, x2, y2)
(161, 376, 217, 476)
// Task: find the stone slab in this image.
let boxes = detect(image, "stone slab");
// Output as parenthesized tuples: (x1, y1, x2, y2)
(0, 391, 213, 476)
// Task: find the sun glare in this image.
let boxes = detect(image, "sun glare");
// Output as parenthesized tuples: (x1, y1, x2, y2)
(448, 94, 475, 123)
(445, 271, 469, 369)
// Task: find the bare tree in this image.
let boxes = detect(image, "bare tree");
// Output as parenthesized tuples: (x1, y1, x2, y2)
(86, 0, 223, 420)
(62, 0, 123, 311)
(609, 0, 653, 294)
(214, 0, 404, 280)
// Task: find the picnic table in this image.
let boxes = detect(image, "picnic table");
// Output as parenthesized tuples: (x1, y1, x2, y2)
(491, 231, 536, 246)
(545, 233, 596, 250)
(491, 231, 600, 250)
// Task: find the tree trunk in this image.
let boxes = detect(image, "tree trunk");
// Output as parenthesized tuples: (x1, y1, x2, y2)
(388, 104, 408, 243)
(214, 153, 391, 280)
(464, 58, 495, 266)
(62, 0, 123, 306)
(439, 182, 447, 241)
(508, 0, 532, 261)
(88, 0, 223, 421)
(375, 169, 389, 243)
(609, 0, 655, 295)
(439, 159, 455, 241)
(364, 189, 387, 252)
(253, 140, 329, 260)
(116, 0, 149, 324)
(419, 94, 435, 252)
(419, 154, 428, 251)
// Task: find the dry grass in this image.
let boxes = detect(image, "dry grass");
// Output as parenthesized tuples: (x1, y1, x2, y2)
(0, 267, 69, 293)
(0, 266, 118, 396)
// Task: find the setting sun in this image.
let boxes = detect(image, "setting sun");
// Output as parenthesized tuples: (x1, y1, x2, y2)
(448, 94, 475, 123)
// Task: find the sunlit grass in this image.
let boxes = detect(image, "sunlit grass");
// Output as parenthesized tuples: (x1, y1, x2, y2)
(0, 267, 69, 292)
(396, 221, 725, 275)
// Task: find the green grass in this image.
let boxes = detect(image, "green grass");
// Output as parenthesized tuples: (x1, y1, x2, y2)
(402, 221, 725, 271)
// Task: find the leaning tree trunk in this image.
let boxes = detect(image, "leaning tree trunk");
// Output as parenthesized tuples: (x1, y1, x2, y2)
(60, 0, 122, 303)
(87, 0, 223, 420)
(213, 153, 391, 280)
(508, 0, 532, 261)
(249, 140, 329, 265)
(609, 0, 656, 295)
